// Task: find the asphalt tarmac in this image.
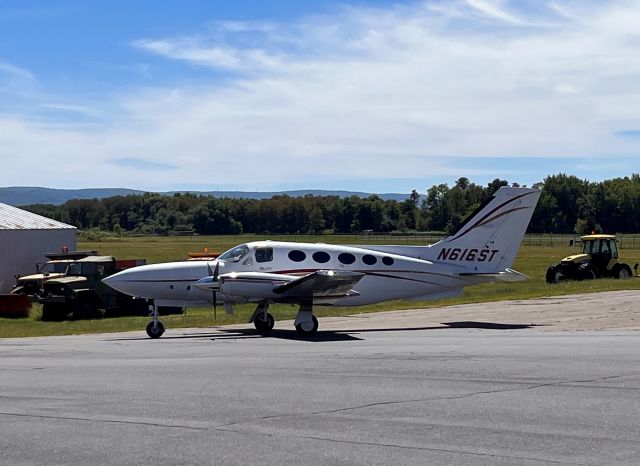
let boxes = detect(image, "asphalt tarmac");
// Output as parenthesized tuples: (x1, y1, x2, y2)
(1, 292, 639, 465)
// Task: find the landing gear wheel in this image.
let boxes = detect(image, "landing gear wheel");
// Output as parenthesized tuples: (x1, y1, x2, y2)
(295, 315, 318, 335)
(146, 321, 165, 339)
(254, 312, 275, 334)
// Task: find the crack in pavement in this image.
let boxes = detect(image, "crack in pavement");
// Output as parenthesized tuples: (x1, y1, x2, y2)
(311, 373, 640, 416)
(214, 373, 638, 429)
(5, 374, 633, 436)
(212, 426, 586, 465)
(0, 410, 607, 465)
(258, 370, 640, 391)
(0, 411, 207, 431)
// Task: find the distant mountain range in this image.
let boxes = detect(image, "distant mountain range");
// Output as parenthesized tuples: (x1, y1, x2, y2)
(0, 187, 412, 206)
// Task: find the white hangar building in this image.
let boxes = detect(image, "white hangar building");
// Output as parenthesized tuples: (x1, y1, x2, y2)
(0, 203, 77, 294)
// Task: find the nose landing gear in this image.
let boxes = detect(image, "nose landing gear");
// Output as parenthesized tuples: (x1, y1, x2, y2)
(146, 303, 165, 339)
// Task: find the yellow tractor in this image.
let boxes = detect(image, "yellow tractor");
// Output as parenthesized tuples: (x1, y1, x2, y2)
(546, 234, 633, 284)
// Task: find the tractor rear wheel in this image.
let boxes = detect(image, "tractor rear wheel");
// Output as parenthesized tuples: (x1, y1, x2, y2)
(613, 264, 632, 280)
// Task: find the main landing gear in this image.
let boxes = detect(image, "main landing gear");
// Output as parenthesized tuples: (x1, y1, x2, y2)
(249, 301, 319, 335)
(293, 300, 318, 335)
(146, 302, 165, 339)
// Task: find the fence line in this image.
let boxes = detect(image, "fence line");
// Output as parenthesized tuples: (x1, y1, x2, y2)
(92, 231, 640, 249)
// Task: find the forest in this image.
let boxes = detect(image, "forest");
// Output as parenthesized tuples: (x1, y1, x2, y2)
(21, 173, 640, 235)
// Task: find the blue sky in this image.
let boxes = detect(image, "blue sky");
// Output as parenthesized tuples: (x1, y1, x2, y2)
(1, 0, 639, 194)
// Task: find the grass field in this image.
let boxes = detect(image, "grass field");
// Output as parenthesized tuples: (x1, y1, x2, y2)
(1, 235, 639, 338)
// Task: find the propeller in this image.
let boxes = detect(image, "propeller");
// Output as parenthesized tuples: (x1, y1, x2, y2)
(206, 261, 220, 320)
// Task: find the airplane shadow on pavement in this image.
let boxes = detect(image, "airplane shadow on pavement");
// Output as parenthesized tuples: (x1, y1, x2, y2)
(109, 321, 539, 343)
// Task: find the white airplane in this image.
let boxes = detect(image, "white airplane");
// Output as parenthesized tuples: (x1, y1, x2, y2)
(103, 187, 541, 338)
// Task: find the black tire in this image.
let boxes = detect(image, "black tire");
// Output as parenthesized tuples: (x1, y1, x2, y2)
(545, 265, 565, 284)
(613, 264, 632, 280)
(580, 267, 596, 281)
(295, 315, 318, 335)
(41, 303, 67, 321)
(72, 295, 101, 320)
(254, 312, 275, 334)
(146, 321, 165, 339)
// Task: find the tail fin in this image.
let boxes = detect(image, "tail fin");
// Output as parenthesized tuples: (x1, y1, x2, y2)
(429, 187, 541, 272)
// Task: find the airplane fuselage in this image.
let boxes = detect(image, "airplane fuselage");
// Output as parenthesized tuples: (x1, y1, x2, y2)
(105, 241, 489, 307)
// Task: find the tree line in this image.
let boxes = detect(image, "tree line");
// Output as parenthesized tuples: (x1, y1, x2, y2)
(21, 173, 640, 235)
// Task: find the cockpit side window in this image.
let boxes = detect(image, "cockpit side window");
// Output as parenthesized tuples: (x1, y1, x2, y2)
(219, 244, 250, 263)
(582, 241, 596, 255)
(255, 247, 273, 263)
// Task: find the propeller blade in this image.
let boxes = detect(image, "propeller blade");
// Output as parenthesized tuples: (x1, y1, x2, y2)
(213, 291, 218, 319)
(205, 260, 220, 320)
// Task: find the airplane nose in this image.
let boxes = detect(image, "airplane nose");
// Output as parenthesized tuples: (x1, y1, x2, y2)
(103, 269, 138, 296)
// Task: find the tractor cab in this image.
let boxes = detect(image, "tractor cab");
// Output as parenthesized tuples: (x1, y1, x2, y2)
(580, 234, 618, 260)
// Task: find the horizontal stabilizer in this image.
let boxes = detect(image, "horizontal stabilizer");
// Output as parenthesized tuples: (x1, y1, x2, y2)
(274, 270, 364, 298)
(458, 268, 528, 282)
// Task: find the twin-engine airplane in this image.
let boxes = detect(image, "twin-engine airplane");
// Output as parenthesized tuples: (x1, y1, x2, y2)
(103, 187, 541, 338)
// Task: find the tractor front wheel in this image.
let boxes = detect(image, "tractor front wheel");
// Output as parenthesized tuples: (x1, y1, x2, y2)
(580, 267, 596, 281)
(545, 265, 565, 284)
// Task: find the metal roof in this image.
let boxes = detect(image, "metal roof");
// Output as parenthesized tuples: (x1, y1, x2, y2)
(0, 202, 76, 230)
(581, 234, 616, 240)
(76, 256, 114, 263)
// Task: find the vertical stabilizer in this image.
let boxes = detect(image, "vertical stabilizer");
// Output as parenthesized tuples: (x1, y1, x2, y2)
(428, 187, 541, 272)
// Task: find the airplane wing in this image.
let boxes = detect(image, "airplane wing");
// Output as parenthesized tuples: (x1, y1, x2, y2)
(273, 270, 364, 299)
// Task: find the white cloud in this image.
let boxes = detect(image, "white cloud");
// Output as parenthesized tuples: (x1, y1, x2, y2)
(1, 1, 640, 191)
(0, 60, 35, 81)
(464, 0, 524, 24)
(133, 37, 286, 72)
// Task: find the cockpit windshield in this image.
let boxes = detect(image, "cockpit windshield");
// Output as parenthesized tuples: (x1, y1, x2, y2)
(218, 244, 250, 263)
(41, 261, 69, 274)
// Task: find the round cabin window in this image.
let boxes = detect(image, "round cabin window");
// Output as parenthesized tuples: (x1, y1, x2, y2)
(312, 251, 330, 263)
(362, 254, 377, 265)
(338, 253, 356, 265)
(288, 250, 307, 262)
